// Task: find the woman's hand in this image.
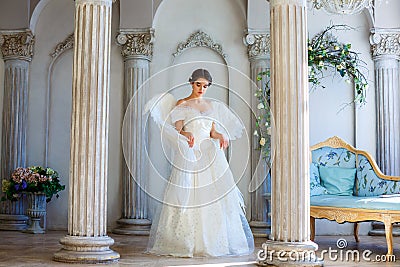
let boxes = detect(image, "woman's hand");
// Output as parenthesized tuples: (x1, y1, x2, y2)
(175, 119, 194, 148)
(217, 134, 229, 149)
(210, 123, 229, 149)
(181, 131, 195, 148)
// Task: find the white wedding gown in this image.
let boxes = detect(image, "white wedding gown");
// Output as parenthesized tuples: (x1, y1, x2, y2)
(145, 94, 254, 257)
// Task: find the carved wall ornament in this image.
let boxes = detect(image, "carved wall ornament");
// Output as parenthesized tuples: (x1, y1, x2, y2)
(117, 29, 154, 60)
(244, 32, 271, 59)
(0, 30, 35, 61)
(173, 30, 227, 59)
(51, 33, 74, 59)
(370, 29, 400, 59)
(310, 135, 357, 152)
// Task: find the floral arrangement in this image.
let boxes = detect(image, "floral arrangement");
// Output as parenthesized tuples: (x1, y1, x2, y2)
(1, 166, 65, 202)
(254, 25, 369, 160)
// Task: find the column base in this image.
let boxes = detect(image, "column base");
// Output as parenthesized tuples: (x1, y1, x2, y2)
(257, 240, 323, 266)
(369, 221, 400, 236)
(53, 235, 120, 264)
(113, 218, 151, 235)
(250, 221, 271, 238)
(0, 214, 28, 231)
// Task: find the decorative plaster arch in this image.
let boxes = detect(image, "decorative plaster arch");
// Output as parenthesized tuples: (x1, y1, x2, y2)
(44, 33, 74, 165)
(30, 0, 120, 34)
(363, 7, 375, 29)
(30, 0, 52, 34)
(152, 0, 246, 29)
(173, 30, 227, 60)
(171, 30, 231, 108)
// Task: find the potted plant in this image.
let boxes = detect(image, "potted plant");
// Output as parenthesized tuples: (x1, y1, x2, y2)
(1, 166, 65, 233)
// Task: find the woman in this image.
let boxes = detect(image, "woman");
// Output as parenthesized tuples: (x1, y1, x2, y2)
(146, 69, 254, 257)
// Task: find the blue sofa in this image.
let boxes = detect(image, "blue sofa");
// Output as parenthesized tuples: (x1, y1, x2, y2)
(310, 136, 400, 255)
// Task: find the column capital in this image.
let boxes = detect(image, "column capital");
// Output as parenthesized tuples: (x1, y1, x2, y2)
(116, 28, 154, 61)
(75, 0, 113, 6)
(268, 0, 307, 7)
(370, 28, 400, 60)
(0, 30, 34, 61)
(244, 30, 270, 61)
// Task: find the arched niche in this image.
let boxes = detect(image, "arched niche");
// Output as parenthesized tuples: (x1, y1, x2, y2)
(148, 0, 252, 217)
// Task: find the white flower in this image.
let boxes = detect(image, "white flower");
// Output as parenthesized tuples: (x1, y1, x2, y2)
(259, 137, 266, 146)
(265, 121, 269, 127)
(253, 130, 259, 136)
(257, 103, 265, 110)
(345, 79, 351, 84)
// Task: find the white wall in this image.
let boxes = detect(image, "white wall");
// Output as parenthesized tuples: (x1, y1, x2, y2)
(374, 0, 400, 28)
(0, 0, 30, 29)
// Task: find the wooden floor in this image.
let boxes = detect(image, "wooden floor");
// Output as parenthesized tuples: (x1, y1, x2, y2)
(0, 230, 398, 266)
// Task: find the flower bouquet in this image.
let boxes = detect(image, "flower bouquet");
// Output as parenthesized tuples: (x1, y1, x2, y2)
(2, 166, 65, 203)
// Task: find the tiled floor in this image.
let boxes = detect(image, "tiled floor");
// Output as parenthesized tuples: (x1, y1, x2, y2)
(0, 230, 398, 266)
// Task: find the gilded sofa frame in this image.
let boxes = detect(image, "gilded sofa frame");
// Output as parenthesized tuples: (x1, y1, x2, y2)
(310, 136, 400, 255)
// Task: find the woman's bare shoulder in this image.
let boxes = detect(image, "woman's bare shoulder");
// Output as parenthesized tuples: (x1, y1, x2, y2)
(176, 98, 187, 106)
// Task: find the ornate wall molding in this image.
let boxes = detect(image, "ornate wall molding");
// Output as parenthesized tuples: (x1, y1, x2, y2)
(244, 31, 270, 60)
(43, 33, 75, 165)
(116, 28, 154, 60)
(370, 28, 400, 59)
(51, 33, 74, 59)
(0, 30, 35, 61)
(173, 30, 227, 59)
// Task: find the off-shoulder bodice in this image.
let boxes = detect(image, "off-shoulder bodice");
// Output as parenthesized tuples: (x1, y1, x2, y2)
(170, 105, 215, 147)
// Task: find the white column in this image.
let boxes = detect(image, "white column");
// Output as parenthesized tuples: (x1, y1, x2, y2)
(244, 31, 271, 237)
(53, 0, 119, 263)
(113, 29, 153, 235)
(369, 29, 400, 237)
(0, 30, 34, 230)
(258, 0, 321, 265)
(370, 29, 400, 176)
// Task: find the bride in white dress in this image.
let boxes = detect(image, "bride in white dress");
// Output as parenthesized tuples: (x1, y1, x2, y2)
(146, 69, 254, 257)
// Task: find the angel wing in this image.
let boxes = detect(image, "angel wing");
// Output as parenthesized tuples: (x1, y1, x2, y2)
(144, 93, 176, 127)
(211, 101, 245, 141)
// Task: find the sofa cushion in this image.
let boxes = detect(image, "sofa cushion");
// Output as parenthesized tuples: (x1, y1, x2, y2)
(310, 162, 328, 196)
(319, 166, 356, 196)
(311, 195, 400, 211)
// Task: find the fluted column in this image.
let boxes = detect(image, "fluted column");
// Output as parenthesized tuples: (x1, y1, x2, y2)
(369, 29, 400, 237)
(53, 0, 119, 263)
(113, 28, 153, 235)
(244, 31, 271, 237)
(370, 29, 400, 176)
(0, 30, 34, 230)
(258, 0, 321, 265)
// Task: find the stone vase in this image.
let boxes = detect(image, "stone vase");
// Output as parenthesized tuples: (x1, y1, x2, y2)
(23, 192, 46, 234)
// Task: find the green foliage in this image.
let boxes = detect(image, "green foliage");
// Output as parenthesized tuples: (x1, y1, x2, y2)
(308, 25, 368, 104)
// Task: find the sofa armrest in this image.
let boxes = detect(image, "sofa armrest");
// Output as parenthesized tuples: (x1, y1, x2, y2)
(356, 151, 400, 196)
